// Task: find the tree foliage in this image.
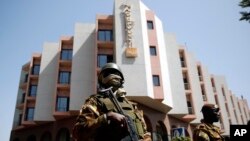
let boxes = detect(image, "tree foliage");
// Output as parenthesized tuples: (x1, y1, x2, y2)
(239, 0, 250, 22)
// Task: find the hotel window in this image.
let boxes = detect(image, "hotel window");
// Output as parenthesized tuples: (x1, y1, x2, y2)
(225, 104, 230, 116)
(153, 75, 160, 86)
(21, 93, 26, 103)
(231, 96, 235, 107)
(56, 96, 69, 112)
(18, 114, 22, 125)
(221, 87, 227, 101)
(61, 49, 73, 60)
(238, 102, 242, 113)
(234, 110, 239, 123)
(201, 85, 207, 101)
(24, 73, 29, 83)
(150, 46, 157, 56)
(98, 30, 113, 41)
(32, 64, 40, 75)
(97, 54, 113, 68)
(25, 107, 34, 121)
(211, 78, 216, 92)
(29, 85, 37, 97)
(197, 66, 203, 81)
(179, 50, 186, 67)
(58, 71, 71, 84)
(187, 101, 193, 114)
(147, 20, 154, 29)
(243, 107, 248, 120)
(183, 72, 190, 90)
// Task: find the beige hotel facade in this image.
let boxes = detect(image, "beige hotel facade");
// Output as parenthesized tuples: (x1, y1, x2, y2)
(10, 0, 250, 141)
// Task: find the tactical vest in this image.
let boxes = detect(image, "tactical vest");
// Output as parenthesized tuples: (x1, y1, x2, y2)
(195, 123, 224, 141)
(95, 94, 145, 140)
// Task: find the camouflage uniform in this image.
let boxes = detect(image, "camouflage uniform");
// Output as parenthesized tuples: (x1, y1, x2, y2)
(72, 91, 151, 141)
(73, 63, 151, 141)
(193, 121, 224, 141)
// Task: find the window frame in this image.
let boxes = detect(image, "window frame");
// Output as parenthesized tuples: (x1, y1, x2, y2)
(56, 96, 69, 112)
(32, 64, 40, 75)
(97, 54, 113, 68)
(29, 85, 37, 97)
(25, 107, 35, 121)
(147, 20, 154, 29)
(60, 49, 73, 60)
(152, 75, 160, 86)
(21, 93, 26, 103)
(150, 46, 157, 56)
(58, 71, 71, 84)
(98, 30, 113, 41)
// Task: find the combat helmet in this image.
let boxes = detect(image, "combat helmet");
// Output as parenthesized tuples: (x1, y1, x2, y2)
(98, 63, 124, 86)
(201, 103, 220, 113)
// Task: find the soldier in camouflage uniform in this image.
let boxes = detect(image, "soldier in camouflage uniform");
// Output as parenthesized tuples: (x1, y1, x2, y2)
(193, 104, 224, 141)
(73, 63, 151, 141)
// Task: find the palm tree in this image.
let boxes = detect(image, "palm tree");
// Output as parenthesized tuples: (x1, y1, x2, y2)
(239, 0, 250, 23)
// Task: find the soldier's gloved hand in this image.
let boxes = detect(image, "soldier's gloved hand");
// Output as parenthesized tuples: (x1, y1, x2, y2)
(106, 111, 127, 128)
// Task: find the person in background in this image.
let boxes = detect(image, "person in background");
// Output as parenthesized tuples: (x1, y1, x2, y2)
(193, 103, 225, 141)
(73, 63, 151, 141)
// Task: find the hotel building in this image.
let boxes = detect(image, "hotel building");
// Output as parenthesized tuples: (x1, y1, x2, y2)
(10, 0, 250, 141)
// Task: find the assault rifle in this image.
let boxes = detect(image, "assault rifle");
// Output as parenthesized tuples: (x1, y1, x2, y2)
(99, 87, 139, 141)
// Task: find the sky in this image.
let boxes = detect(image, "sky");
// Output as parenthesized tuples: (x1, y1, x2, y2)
(1, 0, 249, 140)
